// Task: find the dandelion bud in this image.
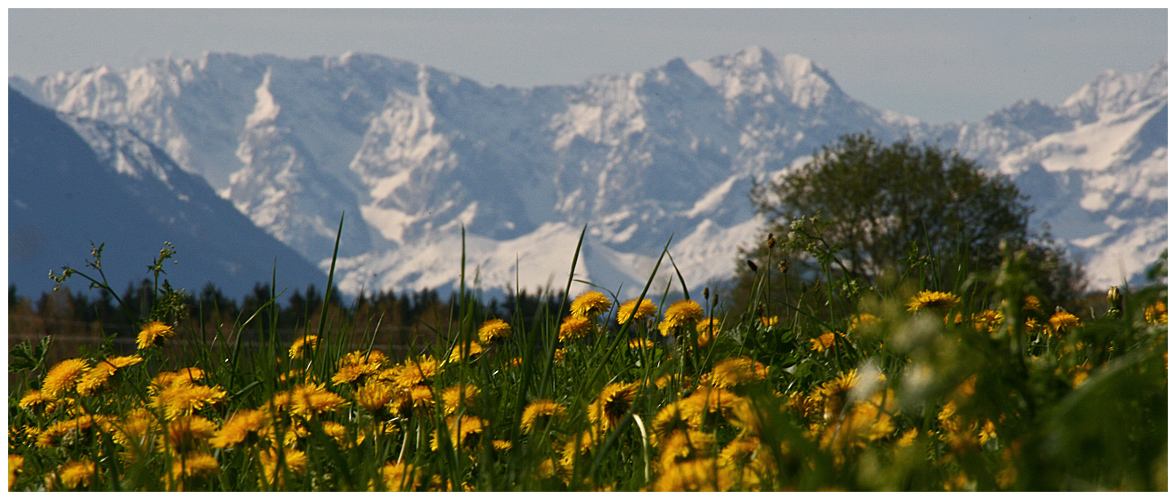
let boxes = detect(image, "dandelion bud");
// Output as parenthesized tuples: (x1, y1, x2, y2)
(703, 287, 710, 301)
(1107, 286, 1122, 308)
(1106, 286, 1123, 318)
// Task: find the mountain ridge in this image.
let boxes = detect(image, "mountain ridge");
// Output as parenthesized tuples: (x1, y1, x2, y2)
(8, 89, 328, 300)
(10, 47, 1167, 296)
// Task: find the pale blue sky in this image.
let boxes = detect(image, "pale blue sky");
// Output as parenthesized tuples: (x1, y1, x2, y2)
(7, 8, 1168, 123)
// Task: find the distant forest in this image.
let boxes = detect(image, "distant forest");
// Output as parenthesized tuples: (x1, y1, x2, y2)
(8, 280, 566, 365)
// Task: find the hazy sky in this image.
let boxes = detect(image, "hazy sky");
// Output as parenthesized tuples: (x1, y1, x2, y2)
(7, 8, 1168, 123)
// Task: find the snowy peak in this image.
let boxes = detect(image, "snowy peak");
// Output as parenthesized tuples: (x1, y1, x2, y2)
(686, 46, 843, 109)
(1061, 57, 1168, 122)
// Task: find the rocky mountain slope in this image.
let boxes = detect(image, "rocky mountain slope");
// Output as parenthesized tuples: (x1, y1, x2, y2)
(8, 89, 327, 299)
(11, 48, 1166, 296)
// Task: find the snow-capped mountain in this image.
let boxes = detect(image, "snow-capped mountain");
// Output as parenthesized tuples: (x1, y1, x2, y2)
(8, 89, 327, 299)
(925, 57, 1168, 288)
(11, 47, 1166, 296)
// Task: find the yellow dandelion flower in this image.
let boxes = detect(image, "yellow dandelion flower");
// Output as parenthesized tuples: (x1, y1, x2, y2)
(760, 316, 778, 327)
(75, 354, 142, 396)
(163, 415, 217, 453)
(707, 356, 768, 388)
(520, 399, 567, 434)
(784, 390, 819, 421)
(725, 398, 767, 437)
(79, 356, 139, 395)
(45, 397, 80, 416)
(820, 398, 896, 451)
(105, 408, 157, 453)
(150, 367, 205, 393)
(657, 429, 717, 470)
(154, 383, 227, 420)
(440, 384, 480, 416)
(319, 421, 363, 448)
(717, 436, 761, 469)
(9, 454, 24, 491)
(650, 402, 691, 446)
(849, 313, 880, 331)
(559, 431, 598, 471)
(53, 459, 95, 490)
(719, 437, 773, 490)
(374, 365, 402, 384)
(587, 382, 639, 431)
(1145, 301, 1167, 324)
(817, 370, 859, 421)
(629, 338, 656, 350)
(853, 393, 897, 442)
(332, 351, 388, 386)
(137, 321, 176, 350)
(570, 290, 612, 318)
(105, 354, 144, 368)
(954, 375, 977, 400)
(491, 439, 512, 452)
(42, 358, 90, 398)
(897, 428, 919, 447)
(536, 457, 558, 480)
(937, 400, 964, 435)
(1024, 317, 1044, 337)
(653, 458, 730, 492)
(210, 409, 268, 448)
(1023, 295, 1042, 312)
(288, 383, 345, 417)
(809, 331, 840, 352)
(618, 297, 657, 324)
(408, 385, 435, 411)
(331, 363, 377, 386)
(167, 451, 219, 487)
(978, 419, 998, 446)
(906, 290, 960, 313)
(36, 415, 98, 449)
(288, 335, 318, 359)
(355, 381, 397, 412)
(393, 356, 438, 389)
(259, 448, 307, 488)
(655, 373, 690, 390)
(659, 300, 704, 335)
(255, 422, 303, 449)
(696, 317, 721, 347)
(1048, 311, 1082, 336)
(18, 389, 51, 410)
(76, 362, 118, 396)
(678, 387, 741, 429)
(430, 415, 487, 450)
(559, 315, 593, 342)
(477, 318, 512, 344)
(447, 341, 484, 364)
(971, 310, 1004, 334)
(339, 349, 388, 367)
(379, 461, 421, 491)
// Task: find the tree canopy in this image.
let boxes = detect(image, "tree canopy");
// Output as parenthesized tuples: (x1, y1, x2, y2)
(733, 133, 1085, 312)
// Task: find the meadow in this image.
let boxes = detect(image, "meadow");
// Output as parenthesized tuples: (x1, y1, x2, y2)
(7, 227, 1168, 491)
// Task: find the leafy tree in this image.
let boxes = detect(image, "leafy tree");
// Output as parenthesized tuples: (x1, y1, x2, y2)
(733, 133, 1085, 315)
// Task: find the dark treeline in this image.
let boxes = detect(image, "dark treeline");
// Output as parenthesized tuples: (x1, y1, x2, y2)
(8, 280, 567, 364)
